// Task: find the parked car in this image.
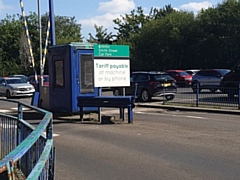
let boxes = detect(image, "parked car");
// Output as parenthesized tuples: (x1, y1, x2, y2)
(0, 77, 35, 98)
(220, 61, 240, 98)
(192, 69, 230, 93)
(27, 75, 49, 90)
(185, 69, 200, 76)
(9, 74, 28, 82)
(112, 71, 177, 102)
(166, 70, 193, 87)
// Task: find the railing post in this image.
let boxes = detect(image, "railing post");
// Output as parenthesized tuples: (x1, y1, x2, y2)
(47, 116, 54, 180)
(196, 82, 199, 107)
(163, 85, 166, 105)
(17, 104, 23, 146)
(134, 83, 138, 104)
(120, 88, 126, 120)
(238, 83, 240, 110)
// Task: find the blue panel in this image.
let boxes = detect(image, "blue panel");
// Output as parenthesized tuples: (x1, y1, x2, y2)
(70, 48, 98, 112)
(31, 92, 40, 107)
(48, 43, 98, 113)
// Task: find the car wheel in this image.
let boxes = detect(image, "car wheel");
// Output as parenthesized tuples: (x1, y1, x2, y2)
(113, 89, 121, 96)
(6, 90, 11, 99)
(165, 95, 175, 101)
(140, 89, 151, 102)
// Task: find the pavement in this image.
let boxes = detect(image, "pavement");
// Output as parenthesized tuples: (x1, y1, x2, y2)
(135, 102, 240, 115)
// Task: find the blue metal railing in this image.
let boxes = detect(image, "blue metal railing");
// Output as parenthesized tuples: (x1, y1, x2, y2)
(0, 99, 54, 179)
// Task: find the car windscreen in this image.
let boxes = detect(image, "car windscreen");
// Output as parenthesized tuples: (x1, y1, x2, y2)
(6, 79, 26, 84)
(219, 69, 230, 76)
(153, 74, 174, 81)
(179, 71, 190, 76)
(43, 76, 49, 82)
(11, 75, 27, 80)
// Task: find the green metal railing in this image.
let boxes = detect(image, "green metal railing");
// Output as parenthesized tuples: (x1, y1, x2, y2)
(0, 99, 54, 179)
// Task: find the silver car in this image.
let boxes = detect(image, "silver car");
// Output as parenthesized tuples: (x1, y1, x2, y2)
(191, 69, 230, 93)
(0, 77, 35, 98)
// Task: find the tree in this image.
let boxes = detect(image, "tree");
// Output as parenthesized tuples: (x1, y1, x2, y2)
(51, 15, 83, 44)
(87, 24, 114, 44)
(19, 31, 31, 74)
(0, 13, 83, 76)
(132, 11, 196, 71)
(0, 14, 24, 75)
(113, 5, 176, 42)
(113, 7, 150, 42)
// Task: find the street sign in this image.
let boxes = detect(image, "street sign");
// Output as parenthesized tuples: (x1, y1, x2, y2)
(94, 44, 129, 57)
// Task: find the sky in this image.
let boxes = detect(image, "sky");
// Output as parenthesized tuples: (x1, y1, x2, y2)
(0, 0, 223, 40)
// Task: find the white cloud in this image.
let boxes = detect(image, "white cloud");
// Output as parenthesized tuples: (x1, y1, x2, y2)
(0, 0, 14, 16)
(98, 0, 135, 14)
(80, 13, 120, 29)
(79, 0, 136, 38)
(80, 13, 120, 39)
(179, 1, 212, 12)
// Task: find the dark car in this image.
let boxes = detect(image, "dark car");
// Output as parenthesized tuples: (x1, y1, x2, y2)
(220, 61, 240, 98)
(112, 71, 177, 102)
(166, 70, 193, 87)
(192, 69, 230, 93)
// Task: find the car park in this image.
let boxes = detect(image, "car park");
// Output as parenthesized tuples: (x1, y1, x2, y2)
(0, 77, 35, 98)
(166, 70, 193, 87)
(112, 71, 177, 102)
(192, 69, 230, 93)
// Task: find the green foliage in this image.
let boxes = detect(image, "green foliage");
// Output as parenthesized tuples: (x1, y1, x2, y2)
(54, 15, 82, 44)
(0, 13, 82, 76)
(0, 14, 23, 75)
(1, 0, 240, 76)
(196, 0, 240, 68)
(132, 11, 196, 70)
(113, 0, 240, 71)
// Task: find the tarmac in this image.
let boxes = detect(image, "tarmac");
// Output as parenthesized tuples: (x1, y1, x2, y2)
(50, 102, 240, 125)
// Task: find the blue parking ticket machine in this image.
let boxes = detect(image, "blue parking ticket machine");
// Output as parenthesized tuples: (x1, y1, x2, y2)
(48, 42, 98, 113)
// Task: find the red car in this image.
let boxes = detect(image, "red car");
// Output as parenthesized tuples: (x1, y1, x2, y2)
(166, 70, 193, 87)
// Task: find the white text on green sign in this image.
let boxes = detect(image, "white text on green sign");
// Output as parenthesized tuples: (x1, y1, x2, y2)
(94, 44, 129, 57)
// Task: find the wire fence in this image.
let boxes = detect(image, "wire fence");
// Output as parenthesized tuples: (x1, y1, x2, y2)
(163, 83, 240, 110)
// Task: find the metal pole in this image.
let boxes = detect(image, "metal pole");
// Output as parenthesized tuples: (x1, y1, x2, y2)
(38, 0, 43, 87)
(49, 0, 56, 45)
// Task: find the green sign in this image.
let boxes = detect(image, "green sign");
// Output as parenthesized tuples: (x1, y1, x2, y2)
(94, 44, 129, 57)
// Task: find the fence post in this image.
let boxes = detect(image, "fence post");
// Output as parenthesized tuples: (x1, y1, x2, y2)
(133, 83, 138, 104)
(238, 84, 240, 110)
(47, 117, 54, 180)
(163, 85, 166, 105)
(196, 82, 199, 107)
(17, 103, 23, 146)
